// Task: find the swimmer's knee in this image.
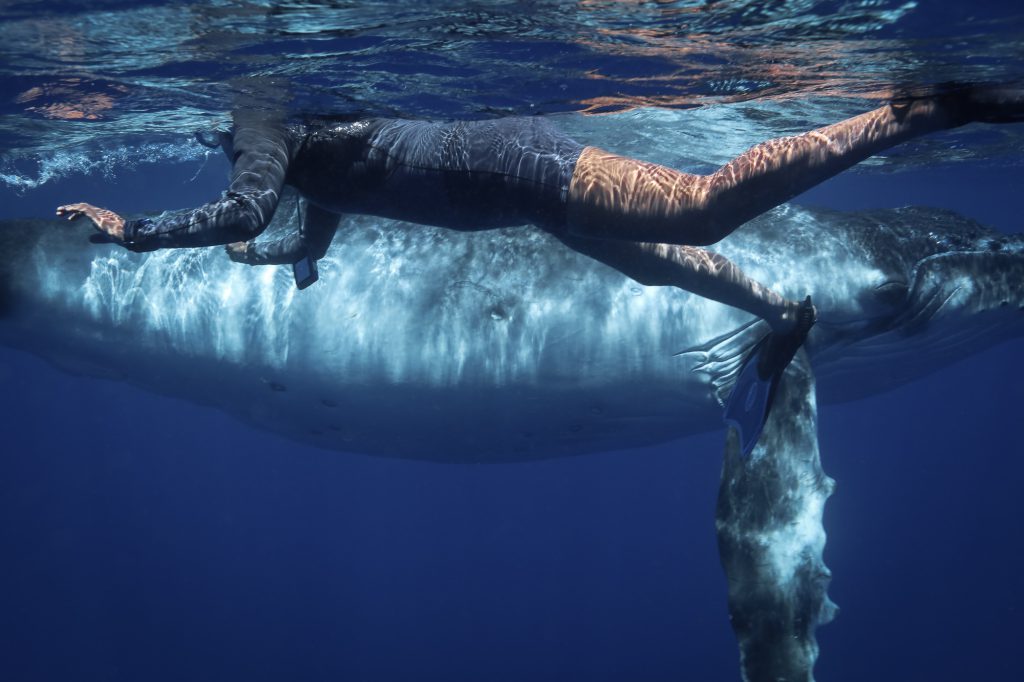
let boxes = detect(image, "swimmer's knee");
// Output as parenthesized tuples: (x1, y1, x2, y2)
(564, 219, 602, 241)
(686, 219, 732, 247)
(565, 217, 727, 247)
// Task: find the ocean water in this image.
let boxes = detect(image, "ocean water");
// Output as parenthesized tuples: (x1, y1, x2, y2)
(1, 2, 1023, 681)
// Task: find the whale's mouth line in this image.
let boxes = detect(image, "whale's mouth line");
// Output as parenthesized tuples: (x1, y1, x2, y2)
(933, 285, 964, 317)
(874, 279, 909, 292)
(898, 284, 954, 332)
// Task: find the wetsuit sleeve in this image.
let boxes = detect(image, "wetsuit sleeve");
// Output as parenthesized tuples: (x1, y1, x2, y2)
(121, 114, 294, 252)
(234, 203, 342, 265)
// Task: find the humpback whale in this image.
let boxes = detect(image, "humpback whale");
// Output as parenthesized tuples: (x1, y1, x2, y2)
(1, 201, 1022, 681)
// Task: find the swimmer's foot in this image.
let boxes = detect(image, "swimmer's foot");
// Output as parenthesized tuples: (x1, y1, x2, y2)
(724, 296, 816, 458)
(757, 296, 817, 381)
(902, 82, 1024, 125)
(949, 83, 1024, 124)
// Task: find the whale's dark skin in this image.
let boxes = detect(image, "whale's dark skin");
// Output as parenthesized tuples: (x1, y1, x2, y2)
(4, 202, 1022, 459)
(6, 195, 1024, 682)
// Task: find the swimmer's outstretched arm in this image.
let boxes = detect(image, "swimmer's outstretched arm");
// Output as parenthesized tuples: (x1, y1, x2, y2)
(227, 203, 342, 265)
(567, 86, 1024, 246)
(57, 111, 295, 251)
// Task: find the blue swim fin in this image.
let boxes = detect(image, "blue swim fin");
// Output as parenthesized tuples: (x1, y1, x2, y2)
(723, 336, 776, 458)
(724, 296, 816, 458)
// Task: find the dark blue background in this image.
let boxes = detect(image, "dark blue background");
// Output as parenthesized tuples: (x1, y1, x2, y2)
(1, 152, 1023, 682)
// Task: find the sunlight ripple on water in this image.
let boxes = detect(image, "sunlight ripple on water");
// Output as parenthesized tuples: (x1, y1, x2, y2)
(0, 0, 1023, 189)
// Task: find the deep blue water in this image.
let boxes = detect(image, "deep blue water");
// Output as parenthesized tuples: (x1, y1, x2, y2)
(3, 2, 1024, 681)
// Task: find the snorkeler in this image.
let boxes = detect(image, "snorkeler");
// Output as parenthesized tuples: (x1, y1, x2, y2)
(54, 85, 1024, 451)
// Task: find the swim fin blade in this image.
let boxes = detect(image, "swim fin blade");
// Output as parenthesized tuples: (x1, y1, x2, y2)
(723, 337, 776, 459)
(723, 296, 817, 458)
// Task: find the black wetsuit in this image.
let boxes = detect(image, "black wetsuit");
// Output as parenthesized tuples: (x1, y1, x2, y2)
(122, 116, 584, 263)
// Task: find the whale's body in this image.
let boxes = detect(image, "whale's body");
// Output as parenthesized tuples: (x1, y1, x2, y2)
(1, 201, 1022, 461)
(2, 199, 1023, 682)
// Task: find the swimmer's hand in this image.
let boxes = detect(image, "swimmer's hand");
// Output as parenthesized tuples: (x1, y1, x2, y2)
(226, 240, 255, 264)
(56, 203, 126, 241)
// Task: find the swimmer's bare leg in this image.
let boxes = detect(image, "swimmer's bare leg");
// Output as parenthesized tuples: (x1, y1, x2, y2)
(566, 86, 1024, 245)
(554, 233, 806, 332)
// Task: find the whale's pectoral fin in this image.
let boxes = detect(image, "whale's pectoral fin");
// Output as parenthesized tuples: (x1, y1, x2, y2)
(675, 318, 765, 406)
(716, 351, 837, 682)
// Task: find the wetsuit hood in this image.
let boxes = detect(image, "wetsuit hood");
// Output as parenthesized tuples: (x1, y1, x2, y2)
(194, 128, 235, 162)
